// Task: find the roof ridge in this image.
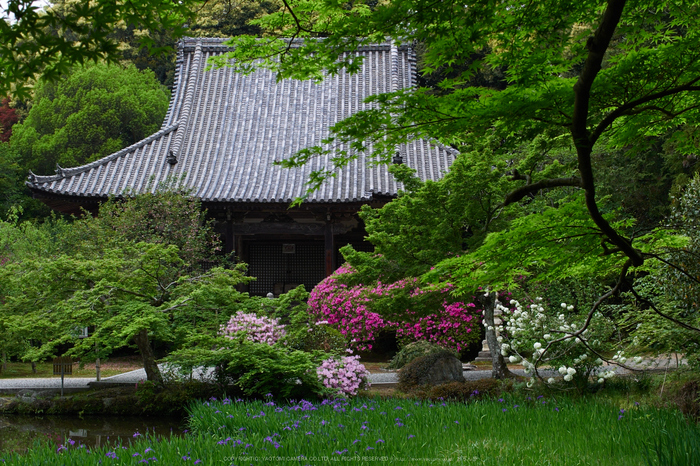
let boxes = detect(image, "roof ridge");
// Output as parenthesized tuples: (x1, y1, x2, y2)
(26, 123, 179, 185)
(169, 40, 203, 159)
(176, 37, 402, 53)
(161, 44, 186, 129)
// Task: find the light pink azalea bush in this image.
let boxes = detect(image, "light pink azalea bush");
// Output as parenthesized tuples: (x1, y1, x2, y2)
(316, 354, 371, 396)
(220, 311, 286, 345)
(308, 265, 481, 351)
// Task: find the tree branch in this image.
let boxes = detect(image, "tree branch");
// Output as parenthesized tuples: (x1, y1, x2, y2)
(106, 286, 151, 300)
(157, 298, 192, 314)
(538, 259, 631, 373)
(502, 176, 583, 207)
(590, 81, 700, 145)
(644, 252, 700, 287)
(280, 0, 312, 35)
(629, 286, 700, 334)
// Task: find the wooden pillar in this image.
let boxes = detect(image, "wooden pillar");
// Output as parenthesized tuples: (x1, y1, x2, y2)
(325, 221, 335, 276)
(225, 221, 234, 255)
(237, 235, 245, 262)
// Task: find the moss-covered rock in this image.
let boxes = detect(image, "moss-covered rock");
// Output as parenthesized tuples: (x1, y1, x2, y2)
(388, 341, 453, 369)
(397, 350, 464, 390)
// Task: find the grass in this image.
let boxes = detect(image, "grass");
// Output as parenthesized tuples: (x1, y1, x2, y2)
(2, 393, 699, 465)
(0, 357, 143, 379)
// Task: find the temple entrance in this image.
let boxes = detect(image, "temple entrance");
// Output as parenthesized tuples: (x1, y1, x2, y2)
(245, 240, 326, 296)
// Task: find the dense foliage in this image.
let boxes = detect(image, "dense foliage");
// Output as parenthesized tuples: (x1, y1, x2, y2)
(0, 186, 244, 384)
(10, 62, 169, 175)
(166, 284, 370, 398)
(0, 0, 198, 99)
(186, 0, 282, 38)
(0, 147, 26, 218)
(619, 174, 700, 368)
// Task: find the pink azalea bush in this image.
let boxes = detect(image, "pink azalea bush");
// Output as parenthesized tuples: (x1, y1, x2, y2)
(308, 265, 481, 351)
(395, 300, 479, 349)
(220, 311, 286, 345)
(316, 354, 371, 396)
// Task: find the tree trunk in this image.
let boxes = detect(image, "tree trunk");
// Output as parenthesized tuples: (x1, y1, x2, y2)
(31, 361, 37, 374)
(95, 341, 100, 382)
(2, 351, 6, 372)
(481, 293, 516, 379)
(133, 328, 163, 385)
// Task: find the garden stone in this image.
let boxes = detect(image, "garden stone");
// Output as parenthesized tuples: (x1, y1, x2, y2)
(17, 390, 36, 403)
(426, 354, 466, 385)
(35, 390, 58, 398)
(398, 350, 466, 389)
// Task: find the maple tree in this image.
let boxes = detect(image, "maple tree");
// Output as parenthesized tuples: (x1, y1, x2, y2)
(220, 0, 700, 373)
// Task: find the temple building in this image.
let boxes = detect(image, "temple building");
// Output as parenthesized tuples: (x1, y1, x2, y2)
(26, 38, 456, 295)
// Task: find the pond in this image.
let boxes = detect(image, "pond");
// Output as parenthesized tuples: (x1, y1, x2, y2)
(0, 414, 185, 453)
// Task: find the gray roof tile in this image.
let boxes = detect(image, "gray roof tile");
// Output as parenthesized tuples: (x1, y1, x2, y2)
(28, 38, 457, 203)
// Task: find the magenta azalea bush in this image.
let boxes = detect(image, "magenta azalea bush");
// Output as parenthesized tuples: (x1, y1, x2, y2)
(220, 311, 286, 345)
(316, 354, 371, 396)
(308, 265, 481, 351)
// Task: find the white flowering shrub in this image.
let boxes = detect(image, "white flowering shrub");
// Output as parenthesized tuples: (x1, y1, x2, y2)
(497, 298, 618, 387)
(220, 311, 286, 345)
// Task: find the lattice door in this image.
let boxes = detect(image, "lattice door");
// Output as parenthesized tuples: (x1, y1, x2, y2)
(247, 241, 326, 295)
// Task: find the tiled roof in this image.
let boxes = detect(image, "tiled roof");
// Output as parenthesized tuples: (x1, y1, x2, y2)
(27, 38, 457, 204)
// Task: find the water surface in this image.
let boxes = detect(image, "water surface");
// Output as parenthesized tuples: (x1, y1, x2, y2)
(0, 414, 185, 452)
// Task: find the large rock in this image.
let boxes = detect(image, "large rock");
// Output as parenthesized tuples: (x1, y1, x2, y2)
(388, 341, 447, 370)
(398, 351, 465, 390)
(427, 355, 466, 384)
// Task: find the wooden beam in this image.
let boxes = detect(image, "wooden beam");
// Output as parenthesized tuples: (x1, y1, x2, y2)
(230, 222, 355, 236)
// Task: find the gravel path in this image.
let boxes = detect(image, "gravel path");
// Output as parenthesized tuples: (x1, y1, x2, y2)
(0, 367, 552, 391)
(0, 354, 683, 392)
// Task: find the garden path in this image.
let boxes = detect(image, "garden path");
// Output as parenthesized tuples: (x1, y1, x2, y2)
(0, 354, 684, 393)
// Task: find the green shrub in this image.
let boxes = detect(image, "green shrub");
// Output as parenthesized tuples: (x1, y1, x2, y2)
(166, 286, 347, 400)
(288, 324, 347, 354)
(263, 285, 348, 356)
(167, 335, 326, 399)
(388, 340, 451, 369)
(215, 342, 325, 399)
(397, 349, 460, 390)
(670, 379, 700, 421)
